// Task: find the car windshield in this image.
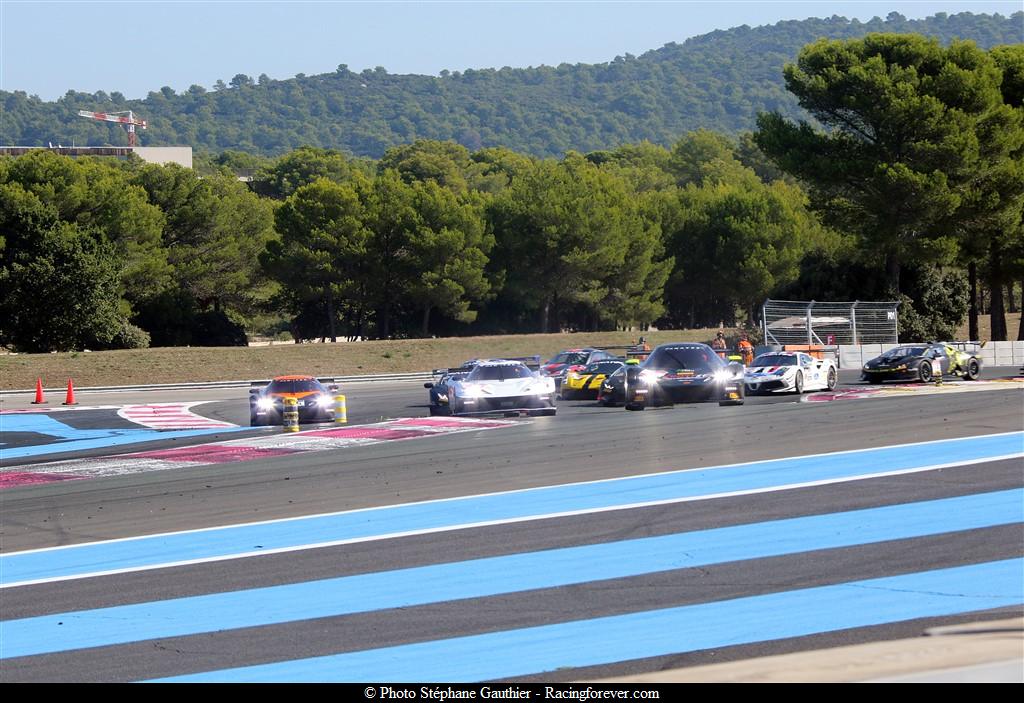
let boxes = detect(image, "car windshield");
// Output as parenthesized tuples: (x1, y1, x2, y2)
(267, 379, 323, 394)
(883, 347, 927, 357)
(645, 346, 719, 373)
(585, 361, 623, 374)
(752, 354, 798, 367)
(467, 364, 534, 381)
(548, 352, 589, 365)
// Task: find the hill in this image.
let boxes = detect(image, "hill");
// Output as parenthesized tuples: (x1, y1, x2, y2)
(2, 11, 1020, 158)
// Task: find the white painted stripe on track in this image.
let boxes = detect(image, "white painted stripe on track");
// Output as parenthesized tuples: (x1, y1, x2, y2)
(6, 429, 1020, 558)
(117, 402, 235, 429)
(3, 452, 1019, 589)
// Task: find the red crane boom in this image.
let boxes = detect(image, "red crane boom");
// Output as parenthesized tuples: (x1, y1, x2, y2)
(77, 110, 147, 146)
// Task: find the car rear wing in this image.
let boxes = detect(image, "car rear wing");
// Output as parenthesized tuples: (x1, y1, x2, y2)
(248, 377, 338, 393)
(503, 355, 542, 370)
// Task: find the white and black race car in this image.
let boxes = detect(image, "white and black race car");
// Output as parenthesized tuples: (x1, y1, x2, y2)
(744, 351, 837, 394)
(446, 359, 557, 416)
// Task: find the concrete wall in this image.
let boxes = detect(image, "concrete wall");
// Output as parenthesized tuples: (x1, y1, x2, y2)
(835, 342, 1024, 368)
(132, 146, 192, 168)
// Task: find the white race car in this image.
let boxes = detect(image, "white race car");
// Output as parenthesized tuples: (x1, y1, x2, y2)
(448, 359, 557, 416)
(744, 351, 837, 394)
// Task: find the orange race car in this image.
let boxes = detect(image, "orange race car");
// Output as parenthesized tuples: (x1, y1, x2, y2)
(249, 375, 339, 426)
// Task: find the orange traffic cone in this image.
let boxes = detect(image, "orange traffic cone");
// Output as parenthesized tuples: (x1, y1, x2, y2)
(62, 378, 78, 406)
(32, 378, 47, 404)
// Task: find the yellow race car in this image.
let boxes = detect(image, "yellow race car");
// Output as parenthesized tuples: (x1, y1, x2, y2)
(561, 360, 625, 400)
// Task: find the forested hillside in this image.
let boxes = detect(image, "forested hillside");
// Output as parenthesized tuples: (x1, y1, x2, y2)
(2, 11, 1020, 157)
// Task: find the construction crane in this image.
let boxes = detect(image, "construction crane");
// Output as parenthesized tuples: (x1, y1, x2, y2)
(77, 110, 147, 146)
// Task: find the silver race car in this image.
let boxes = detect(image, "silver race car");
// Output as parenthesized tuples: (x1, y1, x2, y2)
(447, 359, 557, 416)
(744, 351, 837, 394)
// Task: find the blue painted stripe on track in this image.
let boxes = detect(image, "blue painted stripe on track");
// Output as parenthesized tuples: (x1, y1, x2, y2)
(151, 558, 1024, 682)
(2, 431, 1022, 586)
(1, 427, 247, 460)
(2, 489, 1020, 659)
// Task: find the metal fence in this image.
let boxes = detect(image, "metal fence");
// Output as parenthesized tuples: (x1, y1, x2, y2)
(761, 300, 901, 346)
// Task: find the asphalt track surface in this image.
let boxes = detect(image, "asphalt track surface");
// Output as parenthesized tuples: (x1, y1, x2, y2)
(1, 371, 1022, 682)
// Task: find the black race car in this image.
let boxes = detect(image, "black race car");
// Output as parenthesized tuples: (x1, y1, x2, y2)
(249, 375, 339, 426)
(610, 343, 745, 409)
(424, 364, 476, 416)
(861, 343, 982, 383)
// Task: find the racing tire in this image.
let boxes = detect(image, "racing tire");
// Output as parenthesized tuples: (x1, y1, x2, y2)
(826, 367, 837, 391)
(624, 401, 645, 411)
(794, 372, 804, 394)
(539, 408, 557, 417)
(250, 412, 269, 427)
(964, 359, 980, 381)
(918, 363, 933, 384)
(428, 405, 442, 416)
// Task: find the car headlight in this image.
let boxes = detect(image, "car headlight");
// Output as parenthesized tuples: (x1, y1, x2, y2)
(315, 394, 334, 408)
(257, 397, 275, 411)
(638, 369, 665, 384)
(713, 369, 733, 383)
(895, 364, 907, 371)
(772, 368, 787, 376)
(461, 384, 483, 398)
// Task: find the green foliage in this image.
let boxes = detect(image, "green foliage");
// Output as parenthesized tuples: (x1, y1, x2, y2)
(756, 34, 1016, 285)
(1, 221, 129, 352)
(254, 146, 356, 199)
(3, 13, 1018, 158)
(487, 153, 671, 332)
(662, 172, 836, 327)
(1, 150, 169, 304)
(264, 177, 372, 340)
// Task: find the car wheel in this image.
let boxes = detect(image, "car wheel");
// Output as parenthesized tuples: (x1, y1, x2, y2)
(826, 367, 837, 391)
(965, 359, 980, 381)
(428, 405, 441, 416)
(918, 363, 933, 383)
(540, 407, 557, 416)
(794, 372, 804, 394)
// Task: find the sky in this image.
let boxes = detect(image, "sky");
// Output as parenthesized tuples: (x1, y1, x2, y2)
(1, 1, 1020, 101)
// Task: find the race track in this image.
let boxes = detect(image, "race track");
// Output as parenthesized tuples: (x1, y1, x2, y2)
(1, 374, 1022, 682)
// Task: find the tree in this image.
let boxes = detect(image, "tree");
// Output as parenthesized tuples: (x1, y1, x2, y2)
(404, 183, 493, 334)
(662, 175, 835, 327)
(264, 178, 372, 342)
(1, 150, 169, 307)
(133, 164, 276, 322)
(0, 213, 132, 352)
(488, 154, 669, 332)
(255, 146, 355, 199)
(379, 139, 472, 193)
(756, 34, 1016, 294)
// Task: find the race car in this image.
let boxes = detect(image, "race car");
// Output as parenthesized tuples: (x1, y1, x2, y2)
(562, 359, 625, 400)
(425, 356, 542, 415)
(249, 375, 339, 426)
(541, 348, 619, 389)
(424, 364, 477, 416)
(617, 343, 745, 409)
(744, 351, 838, 394)
(861, 343, 982, 383)
(446, 359, 557, 416)
(597, 359, 641, 406)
